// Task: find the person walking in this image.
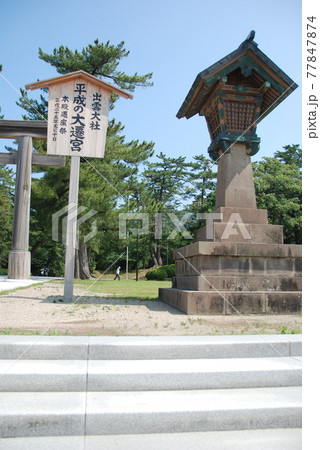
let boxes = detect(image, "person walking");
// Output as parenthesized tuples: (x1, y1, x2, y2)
(114, 266, 121, 281)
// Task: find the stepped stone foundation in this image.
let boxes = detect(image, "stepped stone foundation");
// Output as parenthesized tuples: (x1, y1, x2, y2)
(159, 242, 302, 315)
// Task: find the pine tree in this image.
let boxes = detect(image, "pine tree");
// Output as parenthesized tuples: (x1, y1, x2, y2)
(141, 152, 192, 266)
(253, 145, 302, 244)
(188, 154, 217, 211)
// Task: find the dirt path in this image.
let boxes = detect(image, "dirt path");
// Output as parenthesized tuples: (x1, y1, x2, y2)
(0, 282, 302, 336)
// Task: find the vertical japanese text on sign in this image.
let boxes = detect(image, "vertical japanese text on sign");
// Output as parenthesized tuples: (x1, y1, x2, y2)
(47, 78, 111, 158)
(70, 83, 87, 152)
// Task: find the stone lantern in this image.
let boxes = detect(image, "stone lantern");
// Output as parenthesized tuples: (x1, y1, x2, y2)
(160, 32, 301, 315)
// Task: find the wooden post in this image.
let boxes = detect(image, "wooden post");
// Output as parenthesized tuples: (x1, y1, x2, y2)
(0, 121, 65, 279)
(8, 136, 33, 279)
(63, 156, 80, 302)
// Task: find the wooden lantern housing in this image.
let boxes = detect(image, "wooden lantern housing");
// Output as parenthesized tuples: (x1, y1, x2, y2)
(177, 31, 298, 161)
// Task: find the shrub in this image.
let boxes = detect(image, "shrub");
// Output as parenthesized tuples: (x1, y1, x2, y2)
(146, 264, 175, 280)
(161, 264, 175, 277)
(145, 268, 168, 281)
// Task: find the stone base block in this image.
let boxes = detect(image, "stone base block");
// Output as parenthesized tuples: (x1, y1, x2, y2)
(174, 242, 302, 260)
(8, 250, 31, 279)
(174, 251, 301, 282)
(214, 207, 268, 225)
(195, 222, 283, 244)
(159, 288, 302, 315)
(159, 288, 225, 315)
(174, 275, 302, 292)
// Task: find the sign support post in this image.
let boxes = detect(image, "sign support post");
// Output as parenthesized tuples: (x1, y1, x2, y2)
(63, 156, 80, 302)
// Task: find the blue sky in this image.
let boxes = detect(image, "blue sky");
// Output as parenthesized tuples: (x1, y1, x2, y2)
(1, 0, 301, 164)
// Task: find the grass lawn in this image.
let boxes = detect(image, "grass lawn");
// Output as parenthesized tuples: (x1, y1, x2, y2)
(73, 279, 172, 300)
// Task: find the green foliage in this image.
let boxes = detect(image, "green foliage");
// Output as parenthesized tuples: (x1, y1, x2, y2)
(17, 89, 48, 121)
(274, 144, 302, 167)
(146, 264, 175, 280)
(188, 154, 217, 212)
(38, 39, 153, 105)
(146, 268, 168, 281)
(161, 264, 175, 277)
(280, 325, 298, 334)
(31, 240, 65, 276)
(0, 63, 3, 119)
(139, 152, 194, 266)
(0, 64, 3, 119)
(0, 165, 15, 267)
(253, 144, 302, 244)
(142, 152, 192, 206)
(185, 154, 217, 237)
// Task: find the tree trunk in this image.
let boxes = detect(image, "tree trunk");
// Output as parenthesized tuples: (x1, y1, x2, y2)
(31, 239, 43, 259)
(74, 249, 80, 279)
(149, 246, 158, 267)
(149, 238, 163, 268)
(77, 239, 91, 279)
(156, 239, 163, 266)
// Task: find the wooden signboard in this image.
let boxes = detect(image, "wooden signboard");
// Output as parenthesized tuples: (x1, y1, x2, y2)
(46, 78, 110, 157)
(26, 71, 133, 158)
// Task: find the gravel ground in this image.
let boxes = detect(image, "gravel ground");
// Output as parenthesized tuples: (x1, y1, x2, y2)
(0, 281, 302, 336)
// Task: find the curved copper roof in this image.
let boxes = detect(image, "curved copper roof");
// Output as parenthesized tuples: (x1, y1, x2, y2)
(177, 31, 298, 122)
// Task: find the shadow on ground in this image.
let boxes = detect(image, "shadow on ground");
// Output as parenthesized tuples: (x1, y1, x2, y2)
(39, 295, 183, 314)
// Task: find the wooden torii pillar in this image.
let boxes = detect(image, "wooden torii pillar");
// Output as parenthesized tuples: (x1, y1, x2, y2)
(0, 120, 65, 279)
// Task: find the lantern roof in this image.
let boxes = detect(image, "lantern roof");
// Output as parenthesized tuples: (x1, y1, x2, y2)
(177, 31, 298, 121)
(25, 70, 133, 99)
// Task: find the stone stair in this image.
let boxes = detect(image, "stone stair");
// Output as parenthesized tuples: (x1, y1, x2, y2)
(0, 335, 302, 449)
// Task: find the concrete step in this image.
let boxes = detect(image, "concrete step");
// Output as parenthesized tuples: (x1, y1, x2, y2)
(0, 334, 302, 360)
(0, 428, 302, 450)
(0, 387, 301, 438)
(0, 335, 302, 447)
(0, 356, 302, 392)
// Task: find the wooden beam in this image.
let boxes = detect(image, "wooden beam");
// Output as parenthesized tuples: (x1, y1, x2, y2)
(0, 152, 17, 165)
(0, 120, 47, 139)
(259, 80, 271, 95)
(32, 154, 65, 167)
(0, 152, 65, 167)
